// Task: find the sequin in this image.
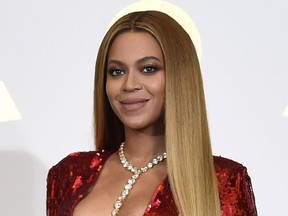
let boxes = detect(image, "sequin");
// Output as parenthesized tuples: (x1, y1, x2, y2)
(69, 152, 80, 157)
(72, 176, 82, 192)
(46, 151, 257, 216)
(90, 157, 101, 169)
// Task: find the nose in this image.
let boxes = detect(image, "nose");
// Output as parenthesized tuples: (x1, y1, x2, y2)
(122, 71, 142, 92)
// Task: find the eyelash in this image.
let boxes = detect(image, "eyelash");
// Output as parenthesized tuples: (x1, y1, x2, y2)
(107, 65, 159, 77)
(142, 66, 158, 74)
(107, 69, 124, 77)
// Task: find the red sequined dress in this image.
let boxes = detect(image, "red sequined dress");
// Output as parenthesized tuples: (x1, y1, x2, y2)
(46, 150, 257, 216)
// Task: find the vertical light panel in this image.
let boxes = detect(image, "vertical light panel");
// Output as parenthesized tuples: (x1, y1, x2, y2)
(283, 105, 288, 117)
(0, 81, 22, 122)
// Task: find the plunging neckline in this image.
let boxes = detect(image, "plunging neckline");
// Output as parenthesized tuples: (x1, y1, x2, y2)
(72, 151, 169, 216)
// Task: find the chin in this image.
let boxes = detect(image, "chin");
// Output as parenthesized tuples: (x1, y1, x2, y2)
(122, 117, 164, 133)
(124, 122, 149, 130)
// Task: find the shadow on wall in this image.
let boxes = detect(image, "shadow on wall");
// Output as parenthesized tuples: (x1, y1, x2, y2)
(0, 151, 47, 216)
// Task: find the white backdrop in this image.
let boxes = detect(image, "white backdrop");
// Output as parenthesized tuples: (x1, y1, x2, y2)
(1, 0, 287, 215)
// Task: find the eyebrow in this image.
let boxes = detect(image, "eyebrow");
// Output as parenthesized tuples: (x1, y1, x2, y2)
(137, 56, 161, 64)
(107, 56, 162, 66)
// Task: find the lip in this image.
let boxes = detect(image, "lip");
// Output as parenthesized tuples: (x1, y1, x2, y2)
(119, 98, 149, 111)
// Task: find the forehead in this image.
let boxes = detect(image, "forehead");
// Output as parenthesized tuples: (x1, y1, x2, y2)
(108, 31, 163, 62)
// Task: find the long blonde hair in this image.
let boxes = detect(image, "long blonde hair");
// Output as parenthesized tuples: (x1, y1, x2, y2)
(94, 11, 220, 216)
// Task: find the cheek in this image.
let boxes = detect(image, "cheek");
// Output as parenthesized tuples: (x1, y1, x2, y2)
(105, 81, 116, 108)
(152, 77, 165, 99)
(158, 78, 166, 109)
(105, 82, 111, 99)
(105, 79, 115, 100)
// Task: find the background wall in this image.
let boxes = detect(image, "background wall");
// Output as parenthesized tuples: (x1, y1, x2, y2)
(1, 0, 287, 215)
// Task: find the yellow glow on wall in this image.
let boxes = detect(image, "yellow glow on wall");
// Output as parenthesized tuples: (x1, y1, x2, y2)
(283, 105, 288, 117)
(0, 81, 22, 122)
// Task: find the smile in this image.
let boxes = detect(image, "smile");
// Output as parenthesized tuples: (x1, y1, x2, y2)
(119, 99, 149, 112)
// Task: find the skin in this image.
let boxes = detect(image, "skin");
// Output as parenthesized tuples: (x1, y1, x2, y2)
(73, 32, 167, 216)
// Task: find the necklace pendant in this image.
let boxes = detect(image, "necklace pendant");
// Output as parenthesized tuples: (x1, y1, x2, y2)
(111, 208, 119, 216)
(111, 142, 167, 215)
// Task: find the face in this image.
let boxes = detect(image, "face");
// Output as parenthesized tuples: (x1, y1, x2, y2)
(106, 31, 165, 131)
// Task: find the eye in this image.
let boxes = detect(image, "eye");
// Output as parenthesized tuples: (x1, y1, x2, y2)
(142, 66, 157, 74)
(107, 69, 124, 77)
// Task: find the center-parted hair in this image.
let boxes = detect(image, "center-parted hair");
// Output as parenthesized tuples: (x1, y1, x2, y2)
(94, 11, 220, 216)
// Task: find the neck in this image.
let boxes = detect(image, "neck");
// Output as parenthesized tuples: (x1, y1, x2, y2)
(122, 126, 165, 165)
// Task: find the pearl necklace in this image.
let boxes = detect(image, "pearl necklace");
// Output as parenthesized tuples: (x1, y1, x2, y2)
(111, 142, 167, 216)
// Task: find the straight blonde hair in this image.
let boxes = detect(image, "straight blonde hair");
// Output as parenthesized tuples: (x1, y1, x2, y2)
(94, 11, 220, 216)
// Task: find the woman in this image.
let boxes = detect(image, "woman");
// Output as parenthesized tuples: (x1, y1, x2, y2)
(47, 1, 257, 216)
